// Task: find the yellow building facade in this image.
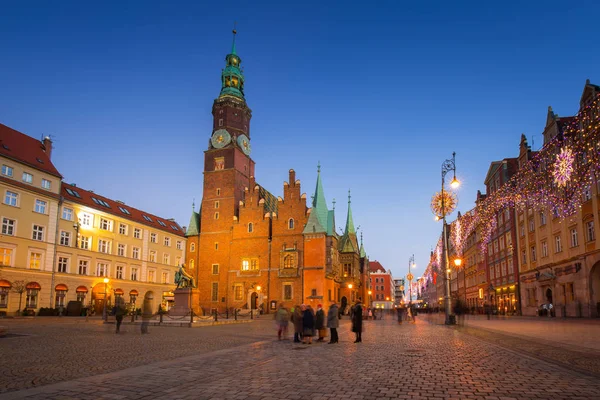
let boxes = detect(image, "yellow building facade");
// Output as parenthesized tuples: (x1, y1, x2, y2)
(0, 123, 187, 316)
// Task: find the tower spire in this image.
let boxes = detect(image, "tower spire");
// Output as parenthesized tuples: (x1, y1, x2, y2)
(231, 22, 237, 55)
(345, 189, 356, 235)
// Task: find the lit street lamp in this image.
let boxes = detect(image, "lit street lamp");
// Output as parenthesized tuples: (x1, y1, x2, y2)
(407, 255, 415, 303)
(103, 277, 109, 321)
(434, 152, 460, 325)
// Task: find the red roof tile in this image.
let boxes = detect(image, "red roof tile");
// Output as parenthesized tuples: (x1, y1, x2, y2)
(0, 123, 61, 178)
(369, 261, 386, 273)
(62, 182, 185, 237)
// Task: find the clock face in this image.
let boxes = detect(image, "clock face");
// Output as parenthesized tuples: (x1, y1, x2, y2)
(211, 129, 231, 149)
(237, 134, 251, 156)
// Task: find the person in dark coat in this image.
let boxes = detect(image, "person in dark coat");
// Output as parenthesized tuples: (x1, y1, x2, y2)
(327, 302, 339, 344)
(291, 305, 303, 343)
(302, 305, 315, 344)
(352, 299, 363, 343)
(315, 304, 326, 342)
(114, 297, 127, 333)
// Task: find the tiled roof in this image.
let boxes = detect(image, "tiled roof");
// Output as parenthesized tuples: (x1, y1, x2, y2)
(369, 261, 386, 273)
(258, 184, 278, 214)
(61, 182, 185, 236)
(0, 123, 62, 178)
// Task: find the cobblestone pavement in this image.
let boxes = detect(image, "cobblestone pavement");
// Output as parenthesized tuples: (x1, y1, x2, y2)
(3, 316, 600, 399)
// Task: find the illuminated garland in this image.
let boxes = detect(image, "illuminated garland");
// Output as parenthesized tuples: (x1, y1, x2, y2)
(439, 92, 600, 256)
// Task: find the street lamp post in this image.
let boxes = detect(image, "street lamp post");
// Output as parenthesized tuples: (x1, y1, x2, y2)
(103, 277, 109, 322)
(407, 255, 415, 304)
(441, 152, 459, 325)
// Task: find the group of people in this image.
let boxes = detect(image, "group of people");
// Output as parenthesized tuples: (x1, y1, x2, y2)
(274, 299, 365, 344)
(395, 303, 418, 324)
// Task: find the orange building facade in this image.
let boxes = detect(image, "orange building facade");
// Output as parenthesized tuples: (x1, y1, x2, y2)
(185, 35, 370, 314)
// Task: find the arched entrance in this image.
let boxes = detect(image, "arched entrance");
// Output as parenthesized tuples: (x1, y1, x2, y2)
(590, 262, 600, 317)
(250, 292, 258, 310)
(92, 283, 111, 315)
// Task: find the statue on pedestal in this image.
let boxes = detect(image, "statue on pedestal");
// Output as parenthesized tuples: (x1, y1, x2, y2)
(174, 264, 196, 289)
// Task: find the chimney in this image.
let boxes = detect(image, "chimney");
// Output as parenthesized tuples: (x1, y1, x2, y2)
(42, 136, 53, 160)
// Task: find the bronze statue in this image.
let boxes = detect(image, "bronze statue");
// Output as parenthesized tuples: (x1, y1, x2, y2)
(175, 264, 196, 289)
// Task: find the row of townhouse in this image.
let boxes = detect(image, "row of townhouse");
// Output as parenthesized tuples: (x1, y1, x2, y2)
(423, 80, 600, 318)
(0, 123, 186, 316)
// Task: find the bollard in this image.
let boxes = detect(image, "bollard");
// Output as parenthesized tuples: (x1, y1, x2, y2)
(226, 309, 229, 320)
(234, 309, 237, 321)
(251, 310, 253, 320)
(159, 312, 163, 324)
(214, 309, 218, 322)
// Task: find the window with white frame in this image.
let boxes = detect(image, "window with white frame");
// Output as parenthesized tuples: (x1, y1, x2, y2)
(212, 264, 219, 275)
(530, 246, 536, 262)
(32, 225, 44, 241)
(26, 288, 39, 308)
(555, 235, 562, 253)
(234, 284, 243, 300)
(55, 289, 66, 307)
(119, 223, 127, 235)
(587, 221, 595, 242)
(96, 263, 108, 277)
(58, 257, 68, 273)
(176, 240, 182, 250)
(0, 287, 8, 308)
(542, 241, 548, 257)
(175, 256, 181, 266)
(570, 228, 579, 247)
(190, 242, 195, 252)
(2, 218, 15, 236)
(164, 237, 171, 247)
(81, 212, 93, 227)
(80, 236, 91, 250)
(528, 219, 534, 232)
(508, 260, 514, 275)
(117, 244, 125, 257)
(163, 253, 170, 265)
(149, 250, 156, 263)
(161, 272, 169, 284)
(116, 265, 124, 279)
(22, 172, 33, 184)
(41, 179, 51, 190)
(150, 233, 157, 243)
(59, 231, 71, 246)
(521, 249, 526, 265)
(583, 186, 592, 201)
(100, 218, 113, 231)
(131, 267, 138, 281)
(132, 247, 140, 259)
(5, 190, 18, 206)
(29, 252, 42, 269)
(0, 248, 13, 266)
(147, 270, 155, 283)
(98, 239, 110, 254)
(34, 199, 47, 214)
(62, 207, 73, 220)
(78, 260, 88, 275)
(1, 165, 13, 177)
(133, 228, 141, 239)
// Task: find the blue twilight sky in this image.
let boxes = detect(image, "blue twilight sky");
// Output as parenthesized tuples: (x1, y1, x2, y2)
(1, 1, 599, 279)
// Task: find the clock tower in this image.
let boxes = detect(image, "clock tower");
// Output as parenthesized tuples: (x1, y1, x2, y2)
(197, 29, 255, 306)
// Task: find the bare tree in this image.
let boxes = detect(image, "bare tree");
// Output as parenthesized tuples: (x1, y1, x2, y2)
(11, 280, 26, 313)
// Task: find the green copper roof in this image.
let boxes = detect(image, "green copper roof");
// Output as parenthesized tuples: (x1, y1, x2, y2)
(339, 191, 358, 253)
(303, 163, 330, 235)
(219, 29, 245, 100)
(359, 233, 366, 258)
(185, 202, 200, 237)
(258, 184, 278, 214)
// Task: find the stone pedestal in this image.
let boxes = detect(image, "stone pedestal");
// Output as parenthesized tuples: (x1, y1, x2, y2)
(169, 288, 201, 316)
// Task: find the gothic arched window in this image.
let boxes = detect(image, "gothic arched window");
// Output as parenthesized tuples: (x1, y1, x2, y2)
(288, 219, 294, 229)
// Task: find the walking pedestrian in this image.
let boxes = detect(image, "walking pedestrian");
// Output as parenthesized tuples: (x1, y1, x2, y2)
(275, 303, 290, 340)
(302, 304, 315, 344)
(396, 304, 404, 324)
(114, 297, 127, 333)
(315, 304, 326, 342)
(327, 302, 339, 344)
(140, 296, 152, 334)
(352, 298, 363, 343)
(410, 303, 418, 324)
(292, 305, 303, 343)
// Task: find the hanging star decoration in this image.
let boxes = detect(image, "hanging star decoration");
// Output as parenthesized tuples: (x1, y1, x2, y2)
(553, 146, 575, 188)
(430, 190, 458, 217)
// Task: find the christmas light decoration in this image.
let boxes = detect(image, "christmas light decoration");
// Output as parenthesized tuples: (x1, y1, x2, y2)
(430, 191, 458, 217)
(553, 147, 575, 188)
